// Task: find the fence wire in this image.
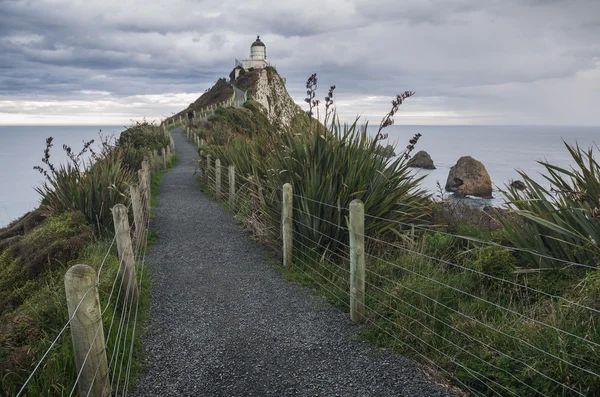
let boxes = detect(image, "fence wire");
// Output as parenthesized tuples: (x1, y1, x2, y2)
(199, 170, 600, 397)
(16, 152, 159, 396)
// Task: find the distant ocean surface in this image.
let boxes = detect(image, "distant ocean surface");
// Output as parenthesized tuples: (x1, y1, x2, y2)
(369, 125, 600, 206)
(0, 125, 124, 227)
(0, 124, 598, 227)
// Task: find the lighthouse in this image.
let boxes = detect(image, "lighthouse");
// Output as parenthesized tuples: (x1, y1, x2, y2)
(250, 36, 266, 62)
(234, 36, 269, 78)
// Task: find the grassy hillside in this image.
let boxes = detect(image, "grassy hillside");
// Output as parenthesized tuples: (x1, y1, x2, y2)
(0, 122, 177, 395)
(189, 73, 600, 396)
(171, 77, 234, 122)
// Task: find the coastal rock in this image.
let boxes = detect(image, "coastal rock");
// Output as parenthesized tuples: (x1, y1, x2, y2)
(409, 150, 436, 169)
(445, 156, 493, 198)
(247, 67, 304, 130)
(510, 180, 527, 190)
(375, 144, 396, 158)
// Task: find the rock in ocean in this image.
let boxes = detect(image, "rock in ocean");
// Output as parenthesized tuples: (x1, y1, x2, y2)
(409, 150, 436, 169)
(445, 156, 493, 198)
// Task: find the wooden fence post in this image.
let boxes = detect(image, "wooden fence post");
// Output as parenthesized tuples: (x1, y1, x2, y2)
(215, 159, 221, 201)
(349, 199, 365, 323)
(64, 264, 111, 397)
(141, 159, 151, 214)
(129, 184, 144, 249)
(161, 147, 167, 169)
(228, 165, 235, 209)
(282, 183, 293, 268)
(138, 168, 149, 219)
(112, 204, 138, 301)
(153, 150, 159, 170)
(206, 154, 212, 185)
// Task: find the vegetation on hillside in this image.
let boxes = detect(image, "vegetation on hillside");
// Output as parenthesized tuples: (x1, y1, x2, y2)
(192, 71, 600, 396)
(170, 77, 233, 122)
(502, 142, 600, 269)
(0, 121, 177, 395)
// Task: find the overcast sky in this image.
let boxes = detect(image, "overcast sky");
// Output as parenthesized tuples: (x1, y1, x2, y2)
(1, 0, 599, 126)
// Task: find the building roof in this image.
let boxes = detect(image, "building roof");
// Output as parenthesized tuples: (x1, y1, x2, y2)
(251, 36, 265, 47)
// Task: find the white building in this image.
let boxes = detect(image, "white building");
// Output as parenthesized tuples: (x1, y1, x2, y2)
(233, 36, 269, 79)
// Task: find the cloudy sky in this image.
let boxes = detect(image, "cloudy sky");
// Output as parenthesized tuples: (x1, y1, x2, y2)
(1, 0, 599, 126)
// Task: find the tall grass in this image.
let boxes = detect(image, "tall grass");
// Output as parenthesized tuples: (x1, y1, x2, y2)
(0, 122, 175, 395)
(198, 72, 600, 396)
(35, 148, 134, 234)
(501, 141, 600, 269)
(0, 238, 151, 396)
(213, 116, 430, 255)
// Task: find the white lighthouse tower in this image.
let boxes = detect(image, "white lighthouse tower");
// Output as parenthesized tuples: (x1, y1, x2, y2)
(234, 36, 269, 77)
(249, 36, 266, 62)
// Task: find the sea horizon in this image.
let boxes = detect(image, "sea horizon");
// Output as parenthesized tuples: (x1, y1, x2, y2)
(1, 124, 599, 227)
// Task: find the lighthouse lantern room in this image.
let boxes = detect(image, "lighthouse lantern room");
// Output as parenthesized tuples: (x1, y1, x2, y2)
(234, 36, 269, 78)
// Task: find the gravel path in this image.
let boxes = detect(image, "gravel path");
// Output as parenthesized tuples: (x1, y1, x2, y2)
(130, 128, 454, 397)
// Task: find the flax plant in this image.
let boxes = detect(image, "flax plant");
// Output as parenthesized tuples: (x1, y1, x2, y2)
(214, 75, 429, 255)
(501, 141, 600, 268)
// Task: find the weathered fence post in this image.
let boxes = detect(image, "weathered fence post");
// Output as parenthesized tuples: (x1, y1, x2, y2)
(153, 150, 159, 170)
(349, 199, 365, 323)
(215, 159, 221, 201)
(112, 204, 138, 301)
(206, 154, 212, 185)
(228, 165, 235, 209)
(138, 170, 146, 220)
(141, 159, 151, 214)
(161, 147, 167, 169)
(64, 264, 111, 397)
(129, 184, 144, 248)
(282, 183, 293, 268)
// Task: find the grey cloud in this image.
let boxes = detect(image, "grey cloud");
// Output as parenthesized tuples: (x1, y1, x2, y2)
(0, 0, 598, 125)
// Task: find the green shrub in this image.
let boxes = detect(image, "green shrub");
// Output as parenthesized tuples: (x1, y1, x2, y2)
(464, 246, 516, 277)
(501, 142, 600, 269)
(35, 148, 134, 233)
(0, 211, 92, 316)
(424, 232, 457, 260)
(118, 121, 170, 153)
(361, 251, 600, 396)
(214, 117, 430, 255)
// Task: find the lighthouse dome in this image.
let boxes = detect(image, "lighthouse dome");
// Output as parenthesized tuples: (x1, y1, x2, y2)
(251, 36, 265, 47)
(250, 35, 266, 60)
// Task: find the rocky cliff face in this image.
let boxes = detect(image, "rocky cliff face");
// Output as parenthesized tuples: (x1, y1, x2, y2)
(171, 66, 307, 131)
(233, 67, 306, 130)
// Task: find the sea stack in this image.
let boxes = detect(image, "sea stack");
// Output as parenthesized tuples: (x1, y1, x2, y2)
(409, 150, 435, 169)
(445, 156, 493, 198)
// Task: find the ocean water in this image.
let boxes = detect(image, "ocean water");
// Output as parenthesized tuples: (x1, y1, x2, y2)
(368, 125, 600, 206)
(0, 124, 598, 227)
(0, 125, 124, 227)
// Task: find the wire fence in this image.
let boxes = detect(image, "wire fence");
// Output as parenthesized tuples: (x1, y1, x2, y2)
(15, 143, 172, 396)
(196, 148, 600, 396)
